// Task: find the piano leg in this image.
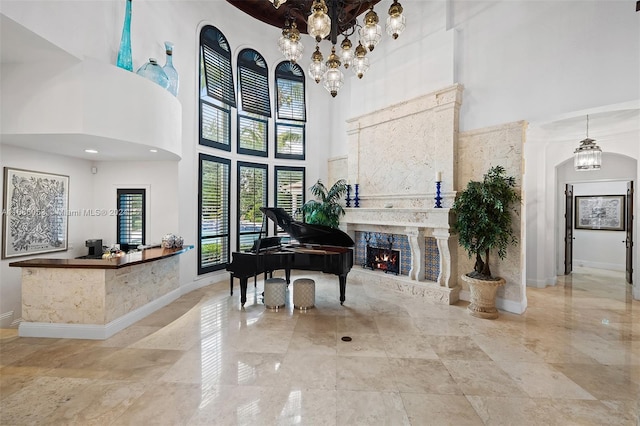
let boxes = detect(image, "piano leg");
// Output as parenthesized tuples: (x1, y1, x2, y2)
(339, 275, 347, 305)
(239, 277, 248, 307)
(285, 268, 291, 285)
(229, 275, 234, 295)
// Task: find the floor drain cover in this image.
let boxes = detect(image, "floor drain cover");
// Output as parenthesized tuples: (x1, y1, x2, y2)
(341, 336, 352, 342)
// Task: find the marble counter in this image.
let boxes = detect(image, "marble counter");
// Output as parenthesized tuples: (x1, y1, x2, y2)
(10, 246, 193, 340)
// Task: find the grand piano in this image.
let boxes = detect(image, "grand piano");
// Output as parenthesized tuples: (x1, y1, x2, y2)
(226, 207, 354, 307)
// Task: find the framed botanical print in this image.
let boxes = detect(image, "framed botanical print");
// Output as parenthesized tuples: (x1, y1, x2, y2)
(2, 167, 69, 258)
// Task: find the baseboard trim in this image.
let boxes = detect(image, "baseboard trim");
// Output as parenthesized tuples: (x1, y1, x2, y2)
(18, 288, 181, 340)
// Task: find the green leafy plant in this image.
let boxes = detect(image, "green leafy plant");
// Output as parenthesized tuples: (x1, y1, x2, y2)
(452, 165, 520, 279)
(299, 179, 348, 228)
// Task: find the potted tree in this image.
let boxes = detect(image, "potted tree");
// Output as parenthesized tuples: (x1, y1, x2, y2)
(452, 165, 520, 319)
(298, 179, 348, 228)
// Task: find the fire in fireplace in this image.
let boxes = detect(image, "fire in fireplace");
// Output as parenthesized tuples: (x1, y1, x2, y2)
(363, 233, 400, 275)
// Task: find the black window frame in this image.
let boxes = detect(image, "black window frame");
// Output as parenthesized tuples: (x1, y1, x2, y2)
(237, 48, 271, 118)
(198, 153, 231, 274)
(237, 161, 268, 251)
(274, 166, 305, 238)
(116, 188, 146, 252)
(275, 61, 306, 122)
(275, 122, 306, 160)
(237, 114, 269, 157)
(199, 25, 235, 151)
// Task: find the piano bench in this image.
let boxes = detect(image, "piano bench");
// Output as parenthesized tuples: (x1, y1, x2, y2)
(264, 278, 287, 310)
(293, 278, 315, 310)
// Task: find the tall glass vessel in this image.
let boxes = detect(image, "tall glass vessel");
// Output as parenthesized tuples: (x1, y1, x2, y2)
(116, 0, 133, 71)
(162, 41, 179, 96)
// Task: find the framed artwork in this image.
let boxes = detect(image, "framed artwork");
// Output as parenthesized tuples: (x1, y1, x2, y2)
(575, 195, 625, 231)
(2, 168, 69, 258)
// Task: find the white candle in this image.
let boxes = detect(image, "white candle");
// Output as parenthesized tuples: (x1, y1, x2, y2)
(435, 171, 442, 182)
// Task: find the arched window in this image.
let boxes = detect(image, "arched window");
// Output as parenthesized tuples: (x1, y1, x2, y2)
(238, 49, 271, 117)
(275, 61, 306, 160)
(237, 49, 270, 156)
(200, 26, 235, 151)
(275, 61, 306, 121)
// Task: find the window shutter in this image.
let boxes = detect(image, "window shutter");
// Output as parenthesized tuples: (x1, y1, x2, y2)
(275, 62, 306, 122)
(275, 123, 305, 159)
(201, 26, 236, 107)
(117, 189, 145, 247)
(238, 49, 271, 117)
(199, 154, 230, 273)
(275, 167, 305, 234)
(238, 162, 268, 251)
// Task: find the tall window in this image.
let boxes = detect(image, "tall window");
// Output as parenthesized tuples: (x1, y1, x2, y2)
(237, 162, 267, 251)
(200, 26, 235, 151)
(275, 61, 306, 160)
(199, 154, 230, 274)
(116, 189, 145, 252)
(237, 49, 270, 156)
(274, 166, 305, 236)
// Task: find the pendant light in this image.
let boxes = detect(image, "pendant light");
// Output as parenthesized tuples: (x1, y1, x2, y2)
(574, 114, 602, 171)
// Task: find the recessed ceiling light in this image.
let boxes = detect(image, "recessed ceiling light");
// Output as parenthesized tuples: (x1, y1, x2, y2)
(85, 149, 98, 154)
(149, 149, 158, 153)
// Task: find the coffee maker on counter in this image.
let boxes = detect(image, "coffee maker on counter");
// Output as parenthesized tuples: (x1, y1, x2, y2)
(85, 239, 103, 258)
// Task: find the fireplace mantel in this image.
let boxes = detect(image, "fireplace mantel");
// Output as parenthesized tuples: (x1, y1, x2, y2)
(342, 207, 459, 304)
(343, 207, 451, 230)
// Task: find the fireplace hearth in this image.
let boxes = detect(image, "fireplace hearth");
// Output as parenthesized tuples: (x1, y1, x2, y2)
(363, 233, 400, 275)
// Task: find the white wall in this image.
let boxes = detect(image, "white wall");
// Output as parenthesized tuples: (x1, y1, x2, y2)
(0, 146, 94, 326)
(328, 0, 639, 158)
(573, 181, 628, 271)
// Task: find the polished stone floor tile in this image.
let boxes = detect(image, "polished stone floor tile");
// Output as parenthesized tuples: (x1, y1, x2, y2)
(336, 390, 409, 425)
(401, 393, 483, 425)
(0, 267, 638, 425)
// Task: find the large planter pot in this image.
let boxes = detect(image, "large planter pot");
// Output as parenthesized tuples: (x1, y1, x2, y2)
(461, 274, 505, 319)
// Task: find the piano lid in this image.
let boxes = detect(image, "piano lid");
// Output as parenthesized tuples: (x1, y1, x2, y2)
(260, 207, 354, 247)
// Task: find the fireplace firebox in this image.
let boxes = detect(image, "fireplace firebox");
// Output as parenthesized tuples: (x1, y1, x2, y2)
(363, 233, 400, 275)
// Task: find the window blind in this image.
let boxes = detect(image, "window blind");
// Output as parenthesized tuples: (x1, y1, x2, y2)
(238, 49, 271, 117)
(237, 162, 267, 251)
(199, 154, 230, 274)
(117, 189, 145, 247)
(201, 101, 231, 149)
(201, 26, 236, 107)
(275, 123, 305, 159)
(274, 167, 305, 235)
(238, 115, 268, 155)
(275, 62, 306, 122)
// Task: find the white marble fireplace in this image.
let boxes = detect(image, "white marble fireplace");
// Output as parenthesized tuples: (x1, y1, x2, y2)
(337, 85, 464, 305)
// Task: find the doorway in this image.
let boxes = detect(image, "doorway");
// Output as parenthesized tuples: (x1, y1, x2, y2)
(564, 180, 633, 284)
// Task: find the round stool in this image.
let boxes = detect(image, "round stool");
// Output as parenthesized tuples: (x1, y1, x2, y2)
(264, 278, 286, 310)
(293, 278, 315, 310)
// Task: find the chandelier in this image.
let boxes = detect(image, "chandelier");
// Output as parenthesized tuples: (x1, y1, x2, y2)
(574, 114, 602, 171)
(271, 0, 406, 97)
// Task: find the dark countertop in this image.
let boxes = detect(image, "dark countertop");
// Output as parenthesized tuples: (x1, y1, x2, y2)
(9, 246, 194, 270)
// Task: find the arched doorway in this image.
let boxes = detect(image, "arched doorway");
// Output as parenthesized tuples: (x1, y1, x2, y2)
(557, 155, 635, 282)
(524, 105, 639, 300)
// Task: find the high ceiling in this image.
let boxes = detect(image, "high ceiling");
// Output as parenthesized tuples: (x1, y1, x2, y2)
(226, 0, 381, 37)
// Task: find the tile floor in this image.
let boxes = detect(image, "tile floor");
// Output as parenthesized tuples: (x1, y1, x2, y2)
(1, 267, 639, 425)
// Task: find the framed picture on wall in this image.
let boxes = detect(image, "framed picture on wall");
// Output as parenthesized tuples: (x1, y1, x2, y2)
(2, 167, 69, 259)
(575, 195, 625, 231)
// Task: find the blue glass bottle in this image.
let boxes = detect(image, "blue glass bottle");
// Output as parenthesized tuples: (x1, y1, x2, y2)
(136, 58, 170, 90)
(116, 0, 133, 71)
(162, 41, 179, 96)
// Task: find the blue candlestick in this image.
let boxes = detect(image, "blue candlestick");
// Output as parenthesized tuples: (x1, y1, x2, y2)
(345, 185, 352, 207)
(434, 181, 442, 208)
(354, 184, 360, 208)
